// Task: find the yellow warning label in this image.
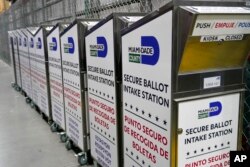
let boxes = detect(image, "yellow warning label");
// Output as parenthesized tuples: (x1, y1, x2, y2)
(179, 35, 250, 74)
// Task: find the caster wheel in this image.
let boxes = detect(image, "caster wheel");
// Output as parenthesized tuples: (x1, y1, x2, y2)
(48, 120, 53, 125)
(60, 133, 67, 143)
(15, 86, 19, 91)
(50, 122, 58, 132)
(30, 102, 35, 108)
(26, 98, 31, 104)
(65, 140, 73, 150)
(78, 154, 87, 166)
(41, 112, 46, 120)
(41, 112, 43, 118)
(11, 83, 15, 88)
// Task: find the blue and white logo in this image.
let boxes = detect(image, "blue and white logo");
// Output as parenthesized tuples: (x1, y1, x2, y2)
(49, 37, 57, 51)
(24, 38, 27, 47)
(198, 101, 222, 119)
(90, 36, 108, 58)
(64, 37, 74, 54)
(36, 37, 42, 49)
(19, 38, 22, 46)
(128, 36, 160, 65)
(30, 38, 34, 48)
(14, 38, 17, 45)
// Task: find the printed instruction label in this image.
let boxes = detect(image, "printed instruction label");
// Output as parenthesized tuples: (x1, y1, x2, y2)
(203, 76, 221, 89)
(192, 15, 250, 36)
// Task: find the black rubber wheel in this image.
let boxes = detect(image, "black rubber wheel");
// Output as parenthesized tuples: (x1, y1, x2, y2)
(41, 112, 46, 120)
(15, 86, 19, 91)
(48, 120, 53, 125)
(60, 133, 67, 143)
(30, 102, 35, 108)
(11, 83, 15, 88)
(25, 98, 31, 104)
(50, 122, 58, 132)
(78, 154, 88, 166)
(65, 140, 73, 150)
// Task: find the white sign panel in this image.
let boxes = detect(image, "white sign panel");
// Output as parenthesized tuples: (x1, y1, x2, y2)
(21, 30, 32, 99)
(185, 6, 250, 14)
(17, 32, 27, 94)
(61, 24, 84, 149)
(86, 19, 118, 167)
(122, 11, 172, 167)
(178, 93, 240, 167)
(28, 32, 38, 105)
(16, 32, 24, 90)
(192, 15, 250, 36)
(47, 26, 66, 130)
(35, 29, 50, 117)
(18, 31, 32, 98)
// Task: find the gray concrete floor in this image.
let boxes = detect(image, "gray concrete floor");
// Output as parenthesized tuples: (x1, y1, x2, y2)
(0, 60, 92, 167)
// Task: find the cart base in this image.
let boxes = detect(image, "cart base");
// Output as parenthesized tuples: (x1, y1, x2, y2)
(65, 138, 93, 166)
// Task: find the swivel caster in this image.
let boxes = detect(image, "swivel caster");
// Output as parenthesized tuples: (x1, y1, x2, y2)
(41, 112, 46, 120)
(60, 133, 67, 143)
(25, 97, 31, 104)
(50, 122, 58, 132)
(11, 82, 15, 88)
(15, 86, 20, 91)
(21, 91, 25, 96)
(65, 140, 73, 150)
(30, 102, 35, 108)
(78, 153, 88, 166)
(48, 119, 53, 125)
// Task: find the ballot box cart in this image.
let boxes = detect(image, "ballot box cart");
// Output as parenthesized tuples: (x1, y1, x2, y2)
(85, 13, 145, 167)
(12, 31, 22, 92)
(33, 26, 53, 122)
(27, 27, 40, 109)
(16, 30, 28, 97)
(8, 31, 17, 88)
(47, 23, 69, 141)
(20, 29, 33, 103)
(60, 19, 99, 165)
(121, 3, 250, 167)
(16, 29, 32, 103)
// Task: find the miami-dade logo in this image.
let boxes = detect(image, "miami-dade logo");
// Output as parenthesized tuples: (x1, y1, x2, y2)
(64, 37, 74, 54)
(30, 38, 34, 48)
(24, 38, 27, 47)
(90, 36, 107, 58)
(14, 38, 17, 45)
(49, 37, 57, 51)
(128, 36, 159, 65)
(19, 38, 22, 46)
(198, 101, 222, 119)
(36, 37, 42, 49)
